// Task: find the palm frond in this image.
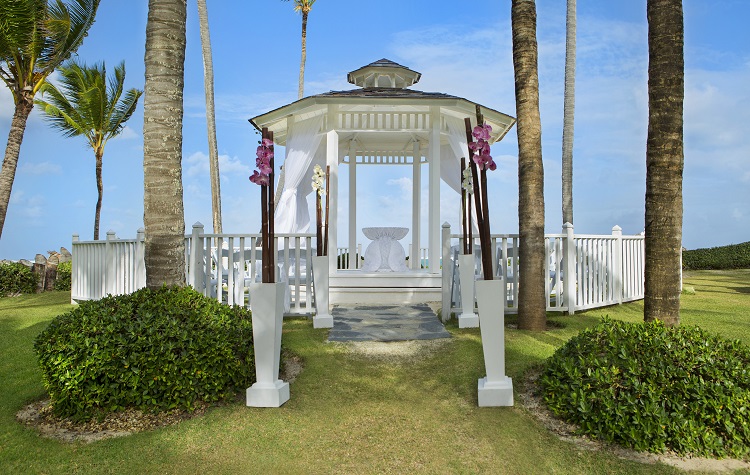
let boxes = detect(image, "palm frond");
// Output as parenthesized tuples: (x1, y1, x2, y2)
(38, 0, 99, 80)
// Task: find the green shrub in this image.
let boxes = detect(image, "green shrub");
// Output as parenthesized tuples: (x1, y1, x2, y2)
(34, 286, 254, 420)
(683, 241, 750, 270)
(53, 261, 72, 291)
(0, 261, 37, 296)
(540, 318, 750, 458)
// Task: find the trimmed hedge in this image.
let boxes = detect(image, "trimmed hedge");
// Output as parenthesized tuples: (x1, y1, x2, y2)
(682, 241, 750, 270)
(0, 262, 37, 296)
(34, 286, 254, 420)
(541, 318, 750, 458)
(53, 261, 72, 291)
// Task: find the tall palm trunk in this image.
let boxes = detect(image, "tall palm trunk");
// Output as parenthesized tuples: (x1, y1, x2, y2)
(561, 0, 576, 226)
(0, 96, 34, 239)
(298, 10, 308, 99)
(94, 147, 103, 240)
(512, 0, 547, 331)
(196, 0, 222, 233)
(644, 0, 684, 326)
(143, 0, 187, 288)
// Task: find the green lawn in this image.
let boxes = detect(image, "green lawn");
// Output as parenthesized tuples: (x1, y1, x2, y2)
(1, 271, 749, 474)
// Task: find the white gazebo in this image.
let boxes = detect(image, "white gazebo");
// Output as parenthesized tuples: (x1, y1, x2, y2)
(250, 59, 516, 304)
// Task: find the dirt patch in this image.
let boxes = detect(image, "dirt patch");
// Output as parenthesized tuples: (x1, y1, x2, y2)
(517, 368, 750, 473)
(337, 339, 450, 363)
(18, 354, 304, 444)
(16, 399, 207, 444)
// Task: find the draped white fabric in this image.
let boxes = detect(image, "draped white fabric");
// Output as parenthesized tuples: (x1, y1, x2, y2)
(274, 115, 325, 233)
(442, 116, 469, 195)
(443, 116, 479, 234)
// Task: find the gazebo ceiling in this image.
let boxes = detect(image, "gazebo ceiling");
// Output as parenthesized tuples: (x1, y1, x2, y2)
(249, 59, 516, 151)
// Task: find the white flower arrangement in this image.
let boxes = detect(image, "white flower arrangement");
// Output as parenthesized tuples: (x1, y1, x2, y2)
(462, 165, 474, 194)
(312, 164, 326, 196)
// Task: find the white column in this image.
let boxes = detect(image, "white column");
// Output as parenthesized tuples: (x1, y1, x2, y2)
(411, 140, 421, 270)
(348, 141, 357, 269)
(428, 106, 441, 274)
(326, 129, 339, 275)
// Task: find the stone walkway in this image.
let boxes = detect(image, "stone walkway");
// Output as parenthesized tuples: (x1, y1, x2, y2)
(327, 304, 451, 342)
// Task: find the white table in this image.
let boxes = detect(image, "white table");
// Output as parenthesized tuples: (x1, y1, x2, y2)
(361, 227, 410, 272)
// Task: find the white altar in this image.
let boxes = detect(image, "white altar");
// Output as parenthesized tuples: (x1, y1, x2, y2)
(361, 227, 410, 272)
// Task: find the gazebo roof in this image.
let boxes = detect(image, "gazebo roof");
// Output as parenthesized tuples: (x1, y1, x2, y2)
(249, 59, 516, 149)
(346, 58, 422, 88)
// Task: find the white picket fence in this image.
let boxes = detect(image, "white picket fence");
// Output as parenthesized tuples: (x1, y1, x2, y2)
(71, 224, 317, 315)
(440, 223, 645, 315)
(72, 223, 646, 317)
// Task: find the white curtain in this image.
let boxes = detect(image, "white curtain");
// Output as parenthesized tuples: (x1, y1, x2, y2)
(274, 115, 325, 233)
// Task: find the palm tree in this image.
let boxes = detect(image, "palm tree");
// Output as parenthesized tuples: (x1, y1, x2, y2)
(561, 0, 576, 226)
(0, 0, 100, 239)
(644, 0, 684, 326)
(196, 0, 222, 234)
(35, 60, 142, 240)
(511, 0, 547, 331)
(283, 0, 316, 99)
(143, 0, 188, 288)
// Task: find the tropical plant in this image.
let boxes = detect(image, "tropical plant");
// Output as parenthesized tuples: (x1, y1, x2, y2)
(283, 0, 316, 99)
(541, 318, 750, 458)
(35, 60, 142, 240)
(196, 0, 222, 234)
(0, 261, 37, 295)
(0, 0, 100, 239)
(511, 0, 546, 331)
(644, 0, 684, 325)
(143, 0, 188, 288)
(561, 0, 575, 226)
(34, 286, 255, 421)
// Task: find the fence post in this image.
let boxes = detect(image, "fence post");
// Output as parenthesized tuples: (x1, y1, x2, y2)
(612, 225, 623, 304)
(189, 222, 205, 292)
(441, 222, 452, 322)
(135, 228, 146, 290)
(105, 230, 117, 296)
(563, 223, 576, 315)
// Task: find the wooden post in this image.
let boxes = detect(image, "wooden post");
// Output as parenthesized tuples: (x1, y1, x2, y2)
(464, 117, 493, 281)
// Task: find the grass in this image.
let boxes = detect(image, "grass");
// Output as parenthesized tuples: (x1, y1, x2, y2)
(1, 271, 749, 474)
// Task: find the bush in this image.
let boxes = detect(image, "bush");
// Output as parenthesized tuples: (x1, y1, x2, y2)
(0, 261, 37, 296)
(682, 241, 750, 270)
(540, 318, 750, 458)
(34, 286, 254, 420)
(53, 261, 72, 291)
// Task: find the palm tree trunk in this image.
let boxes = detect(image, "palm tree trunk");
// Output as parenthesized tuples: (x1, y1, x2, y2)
(298, 10, 308, 99)
(0, 96, 34, 239)
(196, 0, 222, 234)
(644, 0, 684, 326)
(143, 0, 187, 288)
(561, 0, 576, 226)
(94, 148, 104, 240)
(512, 0, 547, 331)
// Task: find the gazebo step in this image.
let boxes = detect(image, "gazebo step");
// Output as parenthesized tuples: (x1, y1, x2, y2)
(330, 287, 441, 305)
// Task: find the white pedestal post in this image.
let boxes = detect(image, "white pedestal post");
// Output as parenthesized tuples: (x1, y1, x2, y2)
(458, 254, 479, 328)
(312, 255, 333, 328)
(247, 282, 290, 407)
(476, 279, 513, 407)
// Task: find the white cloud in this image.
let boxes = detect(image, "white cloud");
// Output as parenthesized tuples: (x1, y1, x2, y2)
(113, 125, 139, 141)
(185, 151, 250, 179)
(19, 161, 62, 175)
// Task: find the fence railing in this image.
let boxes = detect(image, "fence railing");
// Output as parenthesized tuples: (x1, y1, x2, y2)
(440, 224, 646, 316)
(72, 224, 316, 315)
(72, 223, 646, 317)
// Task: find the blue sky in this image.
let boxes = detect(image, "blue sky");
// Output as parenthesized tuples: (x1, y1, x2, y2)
(1, 0, 748, 260)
